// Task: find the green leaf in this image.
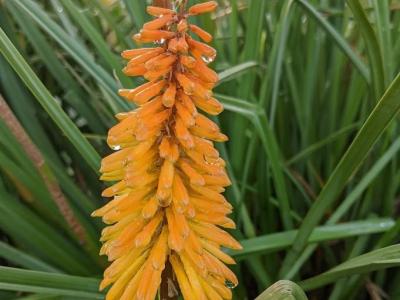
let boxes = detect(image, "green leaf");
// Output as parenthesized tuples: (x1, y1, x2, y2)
(280, 70, 400, 277)
(232, 218, 394, 258)
(11, 0, 127, 112)
(329, 137, 400, 223)
(286, 123, 360, 165)
(256, 280, 308, 300)
(294, 0, 370, 82)
(0, 188, 93, 275)
(0, 27, 100, 172)
(0, 267, 103, 299)
(216, 93, 259, 117)
(5, 3, 105, 133)
(346, 0, 386, 99)
(217, 61, 258, 85)
(300, 244, 400, 290)
(0, 242, 61, 273)
(58, 0, 131, 87)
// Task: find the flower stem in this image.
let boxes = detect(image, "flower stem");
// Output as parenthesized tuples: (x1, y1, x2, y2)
(160, 260, 179, 300)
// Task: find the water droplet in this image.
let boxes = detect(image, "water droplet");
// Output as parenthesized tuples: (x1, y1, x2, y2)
(111, 145, 121, 151)
(225, 280, 237, 289)
(202, 54, 216, 64)
(156, 38, 166, 45)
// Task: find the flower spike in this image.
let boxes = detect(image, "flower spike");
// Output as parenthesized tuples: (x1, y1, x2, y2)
(94, 1, 241, 299)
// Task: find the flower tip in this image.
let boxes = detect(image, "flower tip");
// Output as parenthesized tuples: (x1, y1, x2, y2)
(189, 1, 218, 15)
(231, 241, 243, 251)
(146, 6, 175, 17)
(91, 210, 99, 217)
(99, 279, 110, 291)
(101, 190, 113, 197)
(133, 33, 142, 42)
(218, 133, 229, 142)
(118, 89, 130, 98)
(222, 219, 236, 229)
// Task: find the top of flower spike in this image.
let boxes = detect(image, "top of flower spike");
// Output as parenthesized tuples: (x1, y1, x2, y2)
(188, 1, 218, 15)
(146, 1, 218, 17)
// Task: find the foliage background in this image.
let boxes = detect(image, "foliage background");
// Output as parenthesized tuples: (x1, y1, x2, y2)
(1, 0, 400, 299)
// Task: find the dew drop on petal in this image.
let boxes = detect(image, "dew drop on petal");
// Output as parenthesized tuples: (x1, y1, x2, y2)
(225, 280, 237, 289)
(156, 38, 166, 45)
(202, 54, 216, 64)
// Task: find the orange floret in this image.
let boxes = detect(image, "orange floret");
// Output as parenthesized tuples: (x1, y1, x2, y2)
(188, 1, 218, 15)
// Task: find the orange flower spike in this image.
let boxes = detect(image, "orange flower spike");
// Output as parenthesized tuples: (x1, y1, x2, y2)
(95, 1, 241, 299)
(188, 1, 218, 15)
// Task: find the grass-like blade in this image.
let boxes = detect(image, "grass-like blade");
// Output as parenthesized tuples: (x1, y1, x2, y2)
(0, 28, 100, 172)
(256, 280, 308, 300)
(217, 61, 258, 85)
(280, 70, 400, 277)
(295, 0, 370, 82)
(0, 242, 61, 273)
(300, 244, 400, 290)
(232, 218, 394, 258)
(347, 0, 385, 99)
(0, 267, 102, 299)
(11, 0, 127, 112)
